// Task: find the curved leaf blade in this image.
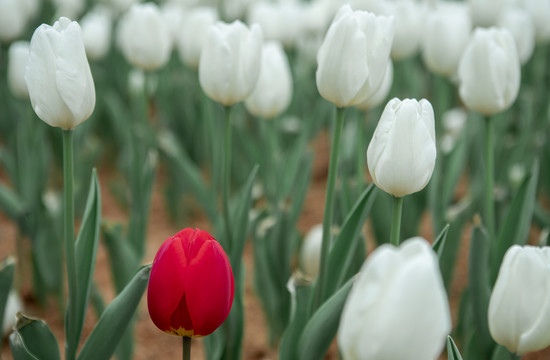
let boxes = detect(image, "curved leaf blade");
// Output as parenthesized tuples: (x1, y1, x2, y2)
(9, 314, 60, 360)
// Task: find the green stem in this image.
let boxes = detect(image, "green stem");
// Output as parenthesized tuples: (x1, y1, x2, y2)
(182, 336, 191, 360)
(484, 116, 495, 241)
(315, 106, 345, 308)
(390, 196, 403, 246)
(356, 112, 365, 192)
(63, 130, 77, 360)
(222, 106, 233, 251)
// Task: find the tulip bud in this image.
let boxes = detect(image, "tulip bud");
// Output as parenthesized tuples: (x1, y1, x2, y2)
(316, 4, 394, 108)
(523, 0, 550, 44)
(421, 2, 472, 78)
(387, 0, 424, 61)
(0, 0, 30, 43)
(52, 0, 85, 19)
(248, 1, 305, 48)
(366, 98, 436, 198)
(25, 17, 96, 130)
(117, 2, 172, 71)
(497, 7, 535, 65)
(488, 245, 550, 355)
(339, 237, 451, 360)
(2, 291, 23, 337)
(199, 20, 263, 106)
(467, 0, 508, 27)
(440, 107, 467, 154)
(80, 6, 112, 61)
(147, 228, 234, 337)
(355, 60, 393, 111)
(8, 41, 30, 99)
(176, 7, 219, 68)
(245, 42, 293, 119)
(299, 224, 323, 279)
(457, 27, 520, 116)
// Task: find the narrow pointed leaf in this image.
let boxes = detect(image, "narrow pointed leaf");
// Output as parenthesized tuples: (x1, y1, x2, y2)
(77, 264, 151, 360)
(279, 279, 312, 360)
(9, 314, 60, 360)
(102, 222, 140, 293)
(447, 336, 464, 360)
(432, 223, 450, 258)
(0, 256, 16, 351)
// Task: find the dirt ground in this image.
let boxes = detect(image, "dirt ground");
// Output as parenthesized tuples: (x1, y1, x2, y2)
(0, 131, 549, 360)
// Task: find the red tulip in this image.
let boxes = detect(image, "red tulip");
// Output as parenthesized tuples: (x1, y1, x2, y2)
(147, 228, 234, 337)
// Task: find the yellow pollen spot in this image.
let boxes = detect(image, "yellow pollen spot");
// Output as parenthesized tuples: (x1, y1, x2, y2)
(167, 327, 203, 338)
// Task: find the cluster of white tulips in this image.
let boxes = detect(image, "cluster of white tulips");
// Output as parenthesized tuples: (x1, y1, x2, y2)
(0, 0, 549, 359)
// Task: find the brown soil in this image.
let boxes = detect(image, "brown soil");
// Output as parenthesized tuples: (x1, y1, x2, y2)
(1, 131, 549, 360)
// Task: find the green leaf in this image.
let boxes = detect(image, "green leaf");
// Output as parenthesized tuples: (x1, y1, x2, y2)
(297, 279, 353, 360)
(9, 314, 60, 360)
(0, 182, 24, 222)
(491, 161, 539, 284)
(102, 222, 140, 293)
(432, 223, 450, 259)
(70, 170, 101, 351)
(324, 184, 376, 297)
(491, 344, 515, 360)
(441, 134, 468, 208)
(469, 222, 494, 358)
(0, 256, 15, 347)
(77, 264, 151, 360)
(447, 336, 464, 360)
(279, 278, 312, 360)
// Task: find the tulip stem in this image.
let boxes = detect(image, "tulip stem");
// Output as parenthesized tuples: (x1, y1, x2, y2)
(182, 336, 191, 360)
(63, 129, 78, 360)
(390, 196, 403, 246)
(315, 106, 345, 308)
(222, 105, 233, 250)
(484, 116, 495, 241)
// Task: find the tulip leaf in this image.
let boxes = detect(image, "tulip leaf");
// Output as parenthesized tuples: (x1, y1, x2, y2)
(68, 170, 101, 352)
(279, 280, 312, 360)
(102, 222, 140, 293)
(288, 155, 314, 224)
(432, 223, 450, 259)
(297, 279, 353, 360)
(324, 184, 376, 297)
(9, 314, 60, 360)
(0, 256, 16, 348)
(491, 160, 539, 284)
(447, 336, 464, 360)
(490, 344, 514, 360)
(77, 264, 151, 360)
(441, 134, 468, 208)
(468, 223, 494, 358)
(0, 182, 24, 222)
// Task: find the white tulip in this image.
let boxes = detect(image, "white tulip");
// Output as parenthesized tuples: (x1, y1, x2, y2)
(0, 0, 29, 43)
(2, 291, 23, 337)
(457, 27, 520, 116)
(248, 1, 305, 48)
(440, 107, 467, 154)
(80, 6, 112, 61)
(199, 20, 263, 106)
(367, 98, 436, 198)
(523, 0, 550, 43)
(161, 2, 184, 47)
(467, 0, 512, 27)
(8, 41, 30, 99)
(488, 245, 550, 355)
(387, 0, 424, 61)
(299, 224, 323, 279)
(245, 42, 293, 119)
(355, 60, 393, 111)
(176, 7, 219, 68)
(25, 17, 96, 130)
(421, 2, 472, 77)
(117, 2, 172, 71)
(52, 0, 85, 19)
(498, 7, 535, 65)
(339, 237, 451, 360)
(316, 4, 394, 108)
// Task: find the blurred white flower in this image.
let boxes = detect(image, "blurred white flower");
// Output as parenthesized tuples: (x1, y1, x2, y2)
(245, 42, 293, 119)
(367, 98, 436, 197)
(199, 20, 263, 106)
(387, 0, 424, 61)
(176, 6, 219, 68)
(421, 2, 472, 77)
(497, 6, 535, 65)
(248, 1, 305, 48)
(0, 0, 30, 43)
(25, 17, 96, 130)
(467, 0, 512, 27)
(81, 6, 113, 61)
(489, 245, 550, 355)
(523, 0, 550, 43)
(316, 4, 394, 107)
(339, 237, 451, 360)
(161, 2, 185, 47)
(355, 60, 393, 111)
(106, 0, 138, 14)
(458, 27, 520, 116)
(52, 0, 85, 19)
(117, 2, 172, 71)
(299, 224, 323, 279)
(2, 291, 23, 337)
(440, 107, 467, 154)
(8, 41, 30, 99)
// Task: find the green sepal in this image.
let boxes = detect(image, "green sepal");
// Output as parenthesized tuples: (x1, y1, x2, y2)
(77, 264, 151, 360)
(9, 314, 60, 360)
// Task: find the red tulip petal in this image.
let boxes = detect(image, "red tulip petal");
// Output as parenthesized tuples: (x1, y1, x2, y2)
(147, 234, 188, 332)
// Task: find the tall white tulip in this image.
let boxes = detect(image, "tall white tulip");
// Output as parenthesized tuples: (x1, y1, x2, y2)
(25, 17, 95, 130)
(199, 20, 263, 106)
(367, 98, 436, 197)
(497, 7, 535, 65)
(8, 41, 30, 99)
(488, 245, 550, 355)
(176, 7, 219, 68)
(316, 4, 394, 108)
(245, 42, 293, 119)
(80, 6, 112, 61)
(117, 2, 172, 71)
(457, 27, 520, 116)
(421, 2, 472, 78)
(339, 237, 451, 360)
